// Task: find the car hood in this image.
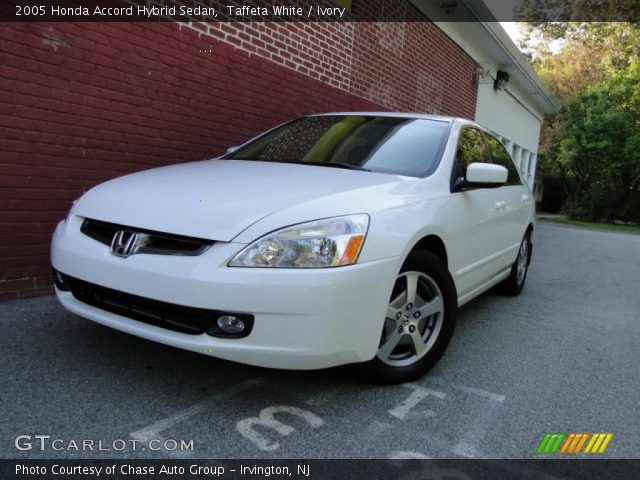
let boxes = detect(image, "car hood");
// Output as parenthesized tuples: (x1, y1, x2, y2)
(72, 160, 404, 241)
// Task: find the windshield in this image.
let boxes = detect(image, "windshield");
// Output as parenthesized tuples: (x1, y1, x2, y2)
(224, 115, 450, 177)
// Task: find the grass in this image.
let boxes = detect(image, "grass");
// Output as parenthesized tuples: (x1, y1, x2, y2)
(539, 216, 640, 234)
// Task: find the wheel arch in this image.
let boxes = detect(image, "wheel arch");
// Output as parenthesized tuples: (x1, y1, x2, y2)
(525, 222, 534, 265)
(526, 222, 534, 239)
(408, 233, 449, 269)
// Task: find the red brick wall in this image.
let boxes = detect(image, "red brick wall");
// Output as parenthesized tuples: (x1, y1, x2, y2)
(0, 10, 478, 300)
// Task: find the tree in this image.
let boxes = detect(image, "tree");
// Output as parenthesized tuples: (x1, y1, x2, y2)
(520, 22, 640, 100)
(515, 0, 640, 30)
(545, 60, 640, 221)
(515, 7, 640, 222)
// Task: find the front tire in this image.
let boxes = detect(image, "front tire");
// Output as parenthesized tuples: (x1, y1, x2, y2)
(361, 251, 457, 384)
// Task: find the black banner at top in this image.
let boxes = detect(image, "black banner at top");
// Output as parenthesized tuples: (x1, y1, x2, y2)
(1, 0, 639, 22)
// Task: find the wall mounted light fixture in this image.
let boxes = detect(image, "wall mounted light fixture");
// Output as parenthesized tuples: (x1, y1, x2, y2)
(494, 70, 510, 91)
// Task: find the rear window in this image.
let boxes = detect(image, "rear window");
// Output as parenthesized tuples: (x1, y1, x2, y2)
(225, 115, 450, 177)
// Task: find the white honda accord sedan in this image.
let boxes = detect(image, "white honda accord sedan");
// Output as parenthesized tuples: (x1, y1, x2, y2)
(51, 113, 534, 382)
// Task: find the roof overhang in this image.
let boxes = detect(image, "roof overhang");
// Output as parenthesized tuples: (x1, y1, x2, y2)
(410, 0, 561, 116)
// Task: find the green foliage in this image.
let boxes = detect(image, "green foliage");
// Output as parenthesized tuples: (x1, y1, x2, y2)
(517, 14, 640, 222)
(515, 1, 640, 28)
(520, 22, 640, 101)
(548, 60, 640, 221)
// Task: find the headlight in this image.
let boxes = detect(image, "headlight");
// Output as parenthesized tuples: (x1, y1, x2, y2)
(229, 214, 369, 268)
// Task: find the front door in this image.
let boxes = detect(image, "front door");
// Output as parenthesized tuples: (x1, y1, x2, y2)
(446, 127, 505, 301)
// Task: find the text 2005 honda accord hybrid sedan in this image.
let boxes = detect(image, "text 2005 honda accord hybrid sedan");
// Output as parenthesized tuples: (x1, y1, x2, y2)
(51, 113, 534, 382)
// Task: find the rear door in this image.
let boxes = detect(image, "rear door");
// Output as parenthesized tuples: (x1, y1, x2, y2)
(484, 133, 531, 270)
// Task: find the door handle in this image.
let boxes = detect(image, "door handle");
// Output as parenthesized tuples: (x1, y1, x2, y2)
(521, 194, 531, 204)
(495, 200, 506, 210)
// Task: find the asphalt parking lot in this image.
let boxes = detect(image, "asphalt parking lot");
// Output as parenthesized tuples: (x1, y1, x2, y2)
(1, 222, 639, 459)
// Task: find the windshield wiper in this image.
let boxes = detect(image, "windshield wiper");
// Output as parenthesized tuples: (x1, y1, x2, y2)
(225, 158, 371, 172)
(303, 161, 371, 172)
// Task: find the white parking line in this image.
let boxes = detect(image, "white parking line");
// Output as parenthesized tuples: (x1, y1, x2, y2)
(389, 450, 432, 459)
(452, 398, 503, 459)
(129, 378, 261, 457)
(363, 419, 453, 459)
(424, 378, 505, 458)
(130, 403, 207, 444)
(388, 384, 446, 420)
(429, 377, 506, 402)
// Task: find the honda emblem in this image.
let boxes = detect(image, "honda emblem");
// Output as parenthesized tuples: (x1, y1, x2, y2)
(110, 230, 139, 257)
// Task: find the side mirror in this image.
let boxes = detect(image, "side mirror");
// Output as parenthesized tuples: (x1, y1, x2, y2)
(453, 163, 508, 191)
(226, 146, 239, 154)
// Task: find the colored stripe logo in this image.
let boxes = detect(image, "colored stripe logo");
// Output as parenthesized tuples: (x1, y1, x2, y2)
(537, 433, 613, 454)
(584, 433, 614, 454)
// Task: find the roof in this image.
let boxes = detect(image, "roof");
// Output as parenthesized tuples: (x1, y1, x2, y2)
(311, 112, 457, 122)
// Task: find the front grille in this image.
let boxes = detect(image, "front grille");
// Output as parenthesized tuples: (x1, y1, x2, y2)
(80, 218, 214, 256)
(62, 274, 254, 337)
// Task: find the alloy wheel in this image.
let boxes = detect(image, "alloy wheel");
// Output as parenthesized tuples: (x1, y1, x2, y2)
(377, 271, 444, 367)
(516, 238, 529, 286)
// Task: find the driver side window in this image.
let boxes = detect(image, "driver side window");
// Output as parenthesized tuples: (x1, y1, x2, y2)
(453, 127, 490, 181)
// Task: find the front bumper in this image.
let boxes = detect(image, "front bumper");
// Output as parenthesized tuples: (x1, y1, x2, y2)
(51, 216, 402, 369)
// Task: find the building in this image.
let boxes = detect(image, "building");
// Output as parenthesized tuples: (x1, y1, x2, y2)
(0, 0, 559, 300)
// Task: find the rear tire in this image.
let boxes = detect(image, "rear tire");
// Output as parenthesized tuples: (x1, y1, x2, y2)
(499, 232, 531, 296)
(361, 251, 457, 384)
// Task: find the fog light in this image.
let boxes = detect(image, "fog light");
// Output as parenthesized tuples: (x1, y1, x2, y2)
(52, 269, 69, 291)
(216, 315, 245, 334)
